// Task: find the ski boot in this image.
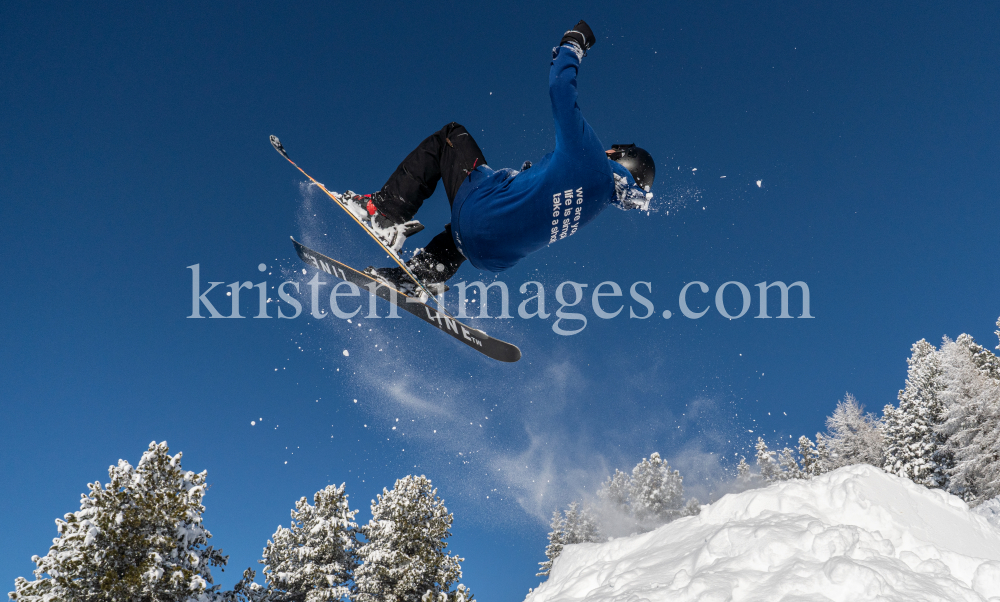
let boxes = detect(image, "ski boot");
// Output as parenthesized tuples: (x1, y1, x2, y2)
(341, 191, 424, 252)
(365, 247, 461, 299)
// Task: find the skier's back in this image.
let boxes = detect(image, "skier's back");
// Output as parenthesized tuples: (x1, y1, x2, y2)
(346, 20, 655, 290)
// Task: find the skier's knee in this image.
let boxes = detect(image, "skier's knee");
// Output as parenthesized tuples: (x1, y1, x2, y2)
(443, 122, 467, 136)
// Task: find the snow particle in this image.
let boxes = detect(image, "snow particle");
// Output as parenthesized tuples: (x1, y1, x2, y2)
(343, 350, 349, 357)
(756, 180, 762, 187)
(251, 421, 255, 426)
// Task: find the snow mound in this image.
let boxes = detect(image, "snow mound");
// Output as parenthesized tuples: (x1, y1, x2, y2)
(977, 498, 1000, 530)
(527, 465, 1000, 602)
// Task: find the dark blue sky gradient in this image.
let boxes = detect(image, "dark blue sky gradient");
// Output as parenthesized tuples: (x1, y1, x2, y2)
(2, 2, 999, 599)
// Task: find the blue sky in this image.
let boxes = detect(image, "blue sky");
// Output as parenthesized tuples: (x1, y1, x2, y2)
(2, 1, 998, 599)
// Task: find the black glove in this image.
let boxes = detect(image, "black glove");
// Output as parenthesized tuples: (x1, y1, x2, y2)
(560, 20, 596, 52)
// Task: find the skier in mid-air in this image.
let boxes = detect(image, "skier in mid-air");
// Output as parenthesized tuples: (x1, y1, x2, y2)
(344, 20, 656, 292)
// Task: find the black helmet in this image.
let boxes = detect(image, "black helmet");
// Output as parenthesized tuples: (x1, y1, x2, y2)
(609, 143, 655, 190)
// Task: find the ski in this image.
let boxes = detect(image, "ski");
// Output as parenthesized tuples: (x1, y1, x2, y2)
(269, 135, 442, 306)
(292, 238, 522, 363)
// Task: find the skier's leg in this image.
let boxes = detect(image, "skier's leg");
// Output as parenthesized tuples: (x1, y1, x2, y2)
(438, 124, 487, 204)
(375, 122, 487, 223)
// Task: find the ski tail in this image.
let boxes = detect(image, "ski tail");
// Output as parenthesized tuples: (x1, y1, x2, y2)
(269, 135, 447, 312)
(270, 135, 288, 158)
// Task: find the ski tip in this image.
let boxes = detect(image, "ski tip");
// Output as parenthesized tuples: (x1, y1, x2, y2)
(502, 347, 523, 363)
(270, 135, 286, 155)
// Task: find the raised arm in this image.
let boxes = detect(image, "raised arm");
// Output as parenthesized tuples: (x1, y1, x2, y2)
(549, 21, 596, 151)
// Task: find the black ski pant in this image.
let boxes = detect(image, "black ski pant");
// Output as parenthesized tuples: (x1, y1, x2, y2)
(373, 122, 487, 268)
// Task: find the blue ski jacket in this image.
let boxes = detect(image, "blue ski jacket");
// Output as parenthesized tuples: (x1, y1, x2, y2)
(450, 44, 650, 273)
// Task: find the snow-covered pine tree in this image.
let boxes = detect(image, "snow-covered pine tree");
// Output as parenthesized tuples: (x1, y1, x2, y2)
(814, 433, 832, 475)
(536, 510, 565, 577)
(537, 501, 602, 578)
(11, 441, 229, 602)
(354, 476, 468, 602)
(577, 504, 602, 539)
(778, 447, 803, 479)
(736, 456, 752, 484)
(825, 393, 885, 469)
(882, 339, 947, 487)
(597, 469, 631, 513)
(798, 436, 820, 477)
(561, 502, 578, 534)
(964, 330, 1000, 381)
(561, 502, 601, 545)
(682, 498, 701, 517)
(939, 334, 1000, 504)
(629, 452, 685, 524)
(261, 483, 358, 602)
(755, 438, 784, 482)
